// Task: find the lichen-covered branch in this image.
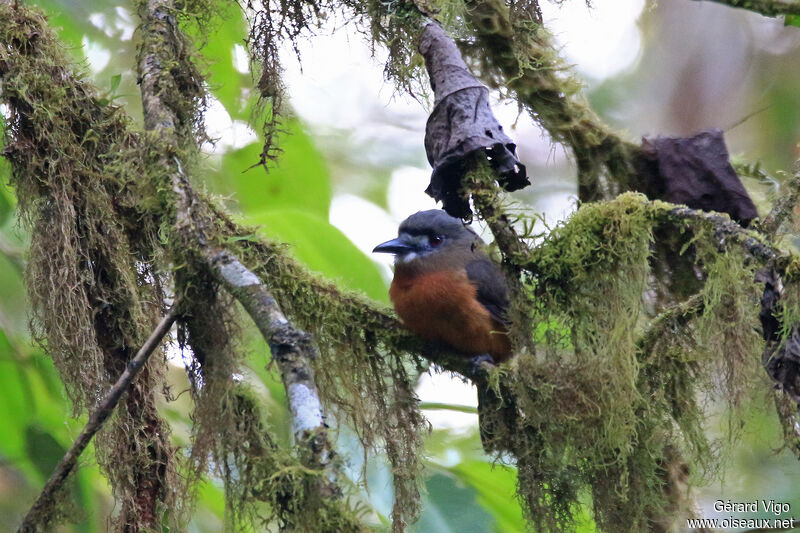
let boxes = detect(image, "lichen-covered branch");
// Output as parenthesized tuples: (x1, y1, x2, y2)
(136, 0, 206, 143)
(691, 0, 800, 17)
(135, 0, 355, 526)
(17, 307, 179, 533)
(204, 249, 341, 497)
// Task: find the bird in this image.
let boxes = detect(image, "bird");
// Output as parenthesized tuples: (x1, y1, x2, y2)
(373, 209, 512, 364)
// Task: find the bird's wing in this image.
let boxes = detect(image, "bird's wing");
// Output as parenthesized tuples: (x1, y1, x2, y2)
(465, 257, 510, 326)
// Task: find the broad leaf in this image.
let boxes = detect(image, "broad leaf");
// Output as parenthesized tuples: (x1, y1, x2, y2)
(223, 122, 331, 217)
(247, 208, 388, 302)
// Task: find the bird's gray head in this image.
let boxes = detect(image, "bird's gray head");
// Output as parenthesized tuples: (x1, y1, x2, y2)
(372, 209, 480, 264)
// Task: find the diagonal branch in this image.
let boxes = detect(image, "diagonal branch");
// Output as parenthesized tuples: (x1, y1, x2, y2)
(136, 0, 346, 510)
(17, 307, 179, 533)
(204, 249, 340, 495)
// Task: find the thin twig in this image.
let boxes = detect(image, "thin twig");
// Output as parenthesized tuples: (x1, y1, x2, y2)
(761, 165, 800, 237)
(17, 307, 178, 533)
(692, 0, 800, 17)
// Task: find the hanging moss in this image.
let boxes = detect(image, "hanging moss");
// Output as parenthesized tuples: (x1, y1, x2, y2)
(225, 233, 428, 530)
(243, 0, 324, 165)
(693, 234, 765, 413)
(0, 4, 182, 529)
(456, 193, 776, 532)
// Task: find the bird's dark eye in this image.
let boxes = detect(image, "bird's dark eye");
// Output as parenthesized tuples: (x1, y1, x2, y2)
(429, 235, 444, 247)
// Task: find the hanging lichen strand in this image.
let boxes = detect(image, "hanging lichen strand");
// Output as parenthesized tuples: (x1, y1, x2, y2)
(0, 4, 180, 530)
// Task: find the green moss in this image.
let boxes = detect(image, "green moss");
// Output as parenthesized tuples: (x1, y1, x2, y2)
(693, 235, 764, 413)
(0, 4, 181, 529)
(3, 1, 794, 531)
(462, 193, 775, 531)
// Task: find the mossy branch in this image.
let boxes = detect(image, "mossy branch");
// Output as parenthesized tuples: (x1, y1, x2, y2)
(461, 0, 641, 202)
(691, 0, 800, 17)
(17, 308, 179, 533)
(136, 0, 353, 522)
(2, 1, 179, 527)
(523, 195, 789, 274)
(204, 248, 341, 498)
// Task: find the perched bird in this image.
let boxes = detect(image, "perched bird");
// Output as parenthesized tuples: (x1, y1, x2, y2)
(373, 210, 512, 363)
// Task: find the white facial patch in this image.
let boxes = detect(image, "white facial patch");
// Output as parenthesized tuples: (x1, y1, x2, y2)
(392, 232, 434, 264)
(397, 252, 418, 264)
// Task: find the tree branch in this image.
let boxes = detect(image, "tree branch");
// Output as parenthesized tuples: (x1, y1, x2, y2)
(17, 307, 178, 533)
(204, 249, 340, 494)
(691, 0, 800, 17)
(522, 195, 790, 274)
(136, 0, 346, 508)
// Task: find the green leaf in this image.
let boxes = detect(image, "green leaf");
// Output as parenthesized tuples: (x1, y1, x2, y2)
(25, 425, 67, 480)
(246, 209, 388, 302)
(0, 161, 15, 227)
(785, 15, 800, 28)
(449, 461, 527, 533)
(0, 252, 28, 333)
(414, 471, 495, 533)
(192, 2, 251, 120)
(0, 348, 31, 464)
(419, 402, 478, 414)
(223, 121, 332, 217)
(109, 73, 121, 95)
